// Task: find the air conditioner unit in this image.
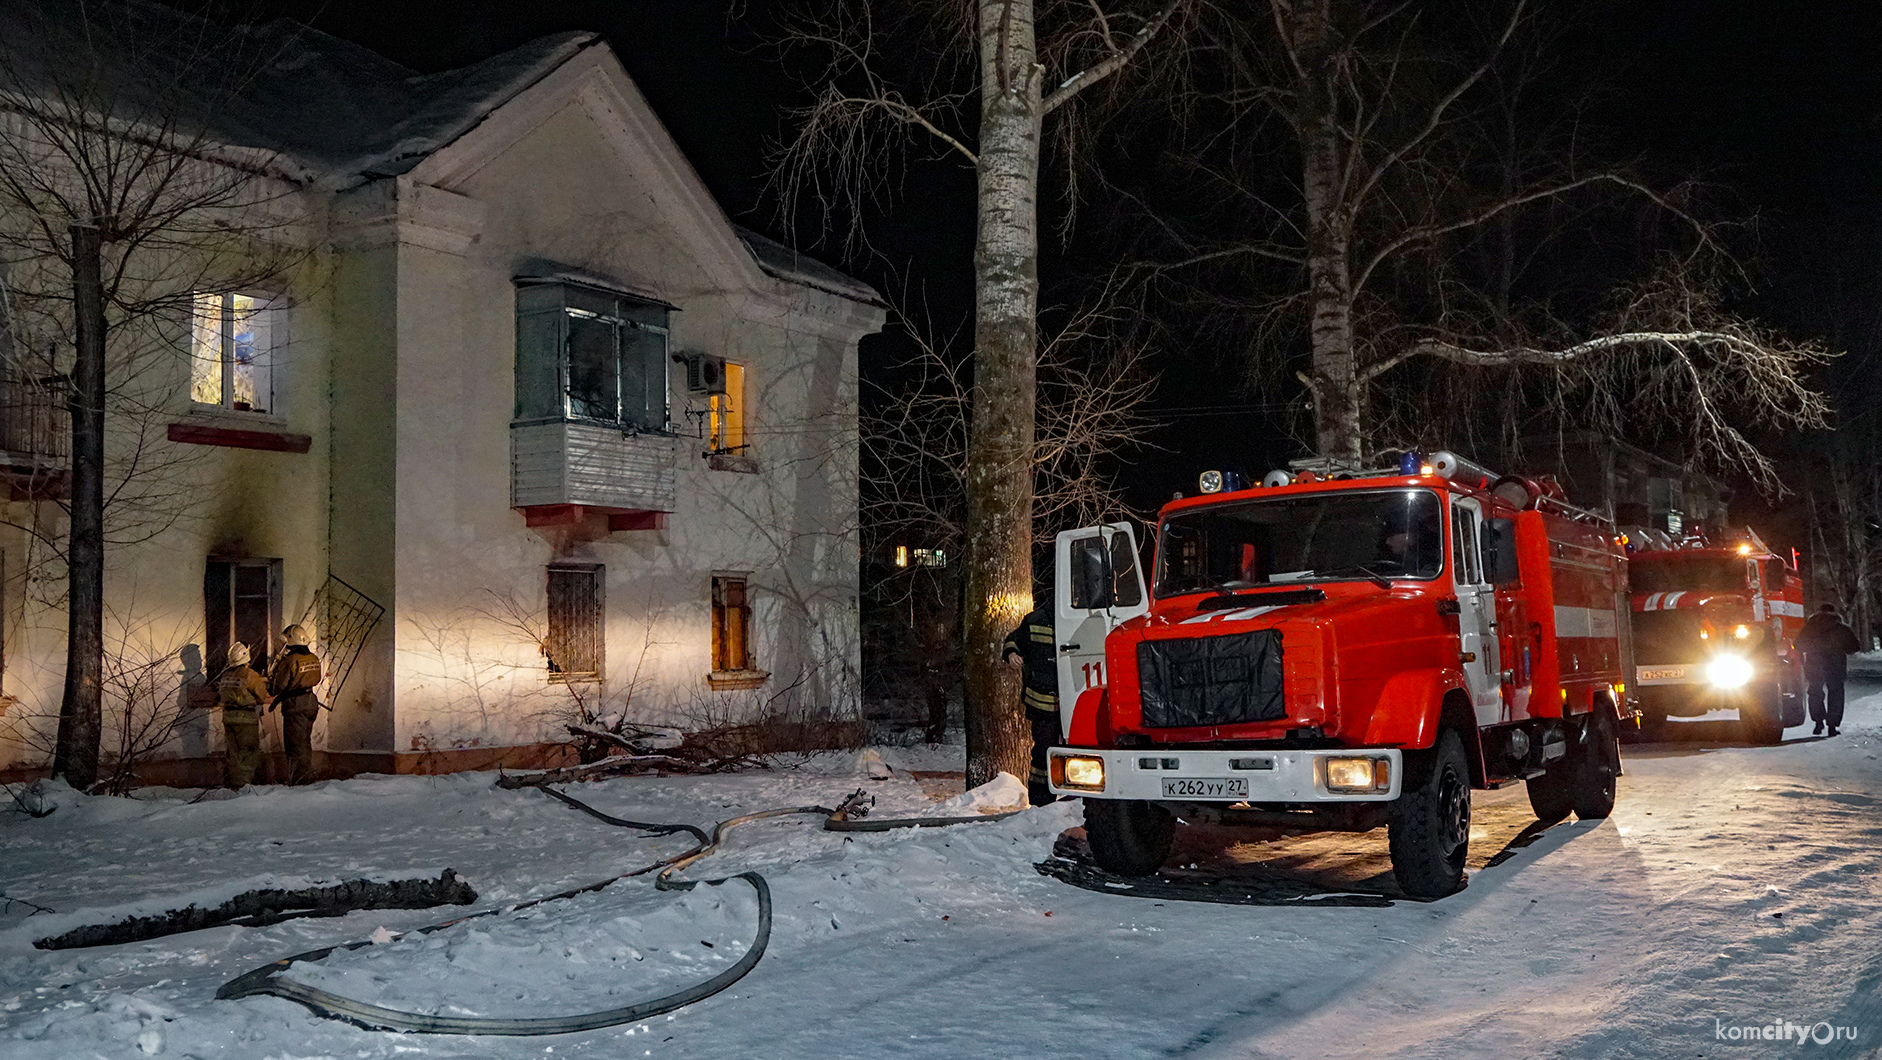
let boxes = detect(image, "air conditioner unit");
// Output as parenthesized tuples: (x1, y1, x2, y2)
(685, 354, 728, 395)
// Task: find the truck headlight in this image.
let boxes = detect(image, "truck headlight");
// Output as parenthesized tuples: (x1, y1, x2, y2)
(1324, 756, 1391, 793)
(1052, 754, 1106, 791)
(1198, 470, 1224, 494)
(1706, 654, 1754, 690)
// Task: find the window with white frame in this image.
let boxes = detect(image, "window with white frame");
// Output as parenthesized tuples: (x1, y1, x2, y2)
(190, 292, 278, 414)
(514, 280, 670, 432)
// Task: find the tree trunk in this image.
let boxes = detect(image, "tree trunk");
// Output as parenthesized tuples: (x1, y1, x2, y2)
(1290, 0, 1364, 463)
(52, 223, 104, 791)
(960, 0, 1043, 788)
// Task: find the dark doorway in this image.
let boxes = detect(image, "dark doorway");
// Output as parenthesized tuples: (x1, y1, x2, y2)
(206, 558, 283, 674)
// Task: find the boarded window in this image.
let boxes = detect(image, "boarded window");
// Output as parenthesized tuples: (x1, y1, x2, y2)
(546, 565, 604, 680)
(711, 575, 751, 672)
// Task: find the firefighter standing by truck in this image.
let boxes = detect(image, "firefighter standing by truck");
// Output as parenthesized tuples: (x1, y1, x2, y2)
(1004, 599, 1060, 806)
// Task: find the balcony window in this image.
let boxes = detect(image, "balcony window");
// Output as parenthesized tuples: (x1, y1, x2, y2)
(190, 292, 277, 414)
(515, 280, 670, 432)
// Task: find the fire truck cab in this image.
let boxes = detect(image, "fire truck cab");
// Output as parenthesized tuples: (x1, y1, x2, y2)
(1625, 530, 1806, 743)
(1047, 452, 1632, 898)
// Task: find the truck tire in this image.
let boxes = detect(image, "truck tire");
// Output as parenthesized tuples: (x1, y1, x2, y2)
(1084, 799, 1174, 878)
(1572, 708, 1620, 820)
(1529, 711, 1620, 822)
(1526, 763, 1573, 824)
(1742, 682, 1785, 746)
(1389, 730, 1472, 899)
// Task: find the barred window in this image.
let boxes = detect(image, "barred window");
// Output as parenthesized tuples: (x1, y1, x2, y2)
(546, 565, 603, 680)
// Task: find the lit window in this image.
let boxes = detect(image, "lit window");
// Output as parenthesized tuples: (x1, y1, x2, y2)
(545, 565, 603, 681)
(711, 574, 752, 672)
(913, 548, 947, 568)
(191, 293, 277, 413)
(708, 362, 745, 454)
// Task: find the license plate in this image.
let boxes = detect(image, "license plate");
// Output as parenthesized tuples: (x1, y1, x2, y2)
(1160, 777, 1249, 799)
(1638, 666, 1690, 682)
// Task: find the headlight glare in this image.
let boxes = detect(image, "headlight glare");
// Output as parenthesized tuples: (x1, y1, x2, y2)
(1706, 654, 1754, 689)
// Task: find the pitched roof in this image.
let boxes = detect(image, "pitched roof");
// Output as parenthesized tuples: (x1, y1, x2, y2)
(0, 0, 879, 305)
(736, 228, 884, 307)
(0, 0, 594, 187)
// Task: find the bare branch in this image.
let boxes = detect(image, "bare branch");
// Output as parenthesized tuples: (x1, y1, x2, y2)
(1043, 0, 1183, 115)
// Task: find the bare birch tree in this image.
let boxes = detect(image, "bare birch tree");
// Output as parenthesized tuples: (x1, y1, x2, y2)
(1135, 0, 1827, 479)
(0, 0, 304, 789)
(771, 0, 1184, 785)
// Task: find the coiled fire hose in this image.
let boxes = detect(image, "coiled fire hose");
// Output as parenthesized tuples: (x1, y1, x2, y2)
(216, 783, 1024, 1035)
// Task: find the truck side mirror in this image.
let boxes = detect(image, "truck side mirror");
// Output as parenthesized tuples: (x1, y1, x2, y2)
(1070, 536, 1114, 609)
(1482, 518, 1520, 585)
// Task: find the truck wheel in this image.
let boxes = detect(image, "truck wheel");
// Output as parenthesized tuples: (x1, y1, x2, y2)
(1742, 682, 1784, 746)
(1084, 799, 1174, 878)
(1526, 764, 1573, 824)
(1571, 709, 1620, 820)
(1389, 730, 1472, 899)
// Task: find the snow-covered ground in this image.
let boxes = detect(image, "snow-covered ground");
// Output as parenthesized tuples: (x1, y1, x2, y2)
(5, 694, 1882, 1059)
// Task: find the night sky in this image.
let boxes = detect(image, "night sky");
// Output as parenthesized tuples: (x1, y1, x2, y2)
(248, 1, 1882, 533)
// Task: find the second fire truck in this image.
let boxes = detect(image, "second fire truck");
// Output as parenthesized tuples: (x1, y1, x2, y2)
(1045, 452, 1633, 898)
(1625, 529, 1806, 743)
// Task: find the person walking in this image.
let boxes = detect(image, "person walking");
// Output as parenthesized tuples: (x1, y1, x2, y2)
(1003, 600, 1060, 806)
(214, 642, 269, 788)
(268, 625, 324, 783)
(1797, 604, 1861, 737)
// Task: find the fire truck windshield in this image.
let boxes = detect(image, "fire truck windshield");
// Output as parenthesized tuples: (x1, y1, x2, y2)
(1630, 556, 1747, 594)
(1156, 489, 1444, 596)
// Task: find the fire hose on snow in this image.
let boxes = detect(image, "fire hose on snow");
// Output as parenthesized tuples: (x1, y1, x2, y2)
(215, 781, 1023, 1035)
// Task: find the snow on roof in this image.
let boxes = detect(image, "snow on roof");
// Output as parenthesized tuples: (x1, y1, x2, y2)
(0, 0, 880, 304)
(736, 227, 884, 307)
(0, 0, 594, 187)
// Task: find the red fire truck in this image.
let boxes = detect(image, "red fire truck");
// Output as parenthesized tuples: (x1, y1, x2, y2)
(1625, 530, 1806, 743)
(1046, 452, 1632, 898)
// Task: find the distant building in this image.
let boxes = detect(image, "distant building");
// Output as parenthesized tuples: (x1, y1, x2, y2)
(1519, 432, 1727, 534)
(0, 3, 883, 782)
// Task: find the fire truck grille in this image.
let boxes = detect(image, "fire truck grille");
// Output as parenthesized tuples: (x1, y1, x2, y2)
(1136, 630, 1285, 729)
(1632, 610, 1703, 664)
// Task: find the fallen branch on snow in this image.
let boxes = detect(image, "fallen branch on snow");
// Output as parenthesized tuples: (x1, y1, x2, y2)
(33, 869, 476, 950)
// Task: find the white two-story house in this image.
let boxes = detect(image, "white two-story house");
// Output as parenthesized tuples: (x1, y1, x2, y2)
(0, 5, 883, 783)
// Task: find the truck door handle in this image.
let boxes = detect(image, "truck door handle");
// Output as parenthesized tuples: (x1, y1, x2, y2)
(1059, 644, 1081, 652)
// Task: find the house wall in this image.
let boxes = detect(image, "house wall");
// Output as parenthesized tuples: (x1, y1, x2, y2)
(0, 215, 335, 774)
(362, 98, 872, 756)
(0, 51, 878, 781)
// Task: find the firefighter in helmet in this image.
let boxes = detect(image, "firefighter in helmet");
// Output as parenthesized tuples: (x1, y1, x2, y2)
(1003, 593, 1060, 806)
(268, 624, 324, 784)
(214, 642, 269, 788)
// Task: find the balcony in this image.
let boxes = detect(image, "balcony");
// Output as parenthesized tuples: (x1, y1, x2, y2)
(511, 420, 675, 530)
(0, 375, 68, 498)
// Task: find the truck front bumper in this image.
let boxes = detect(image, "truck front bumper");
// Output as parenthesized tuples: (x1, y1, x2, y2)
(1046, 746, 1404, 802)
